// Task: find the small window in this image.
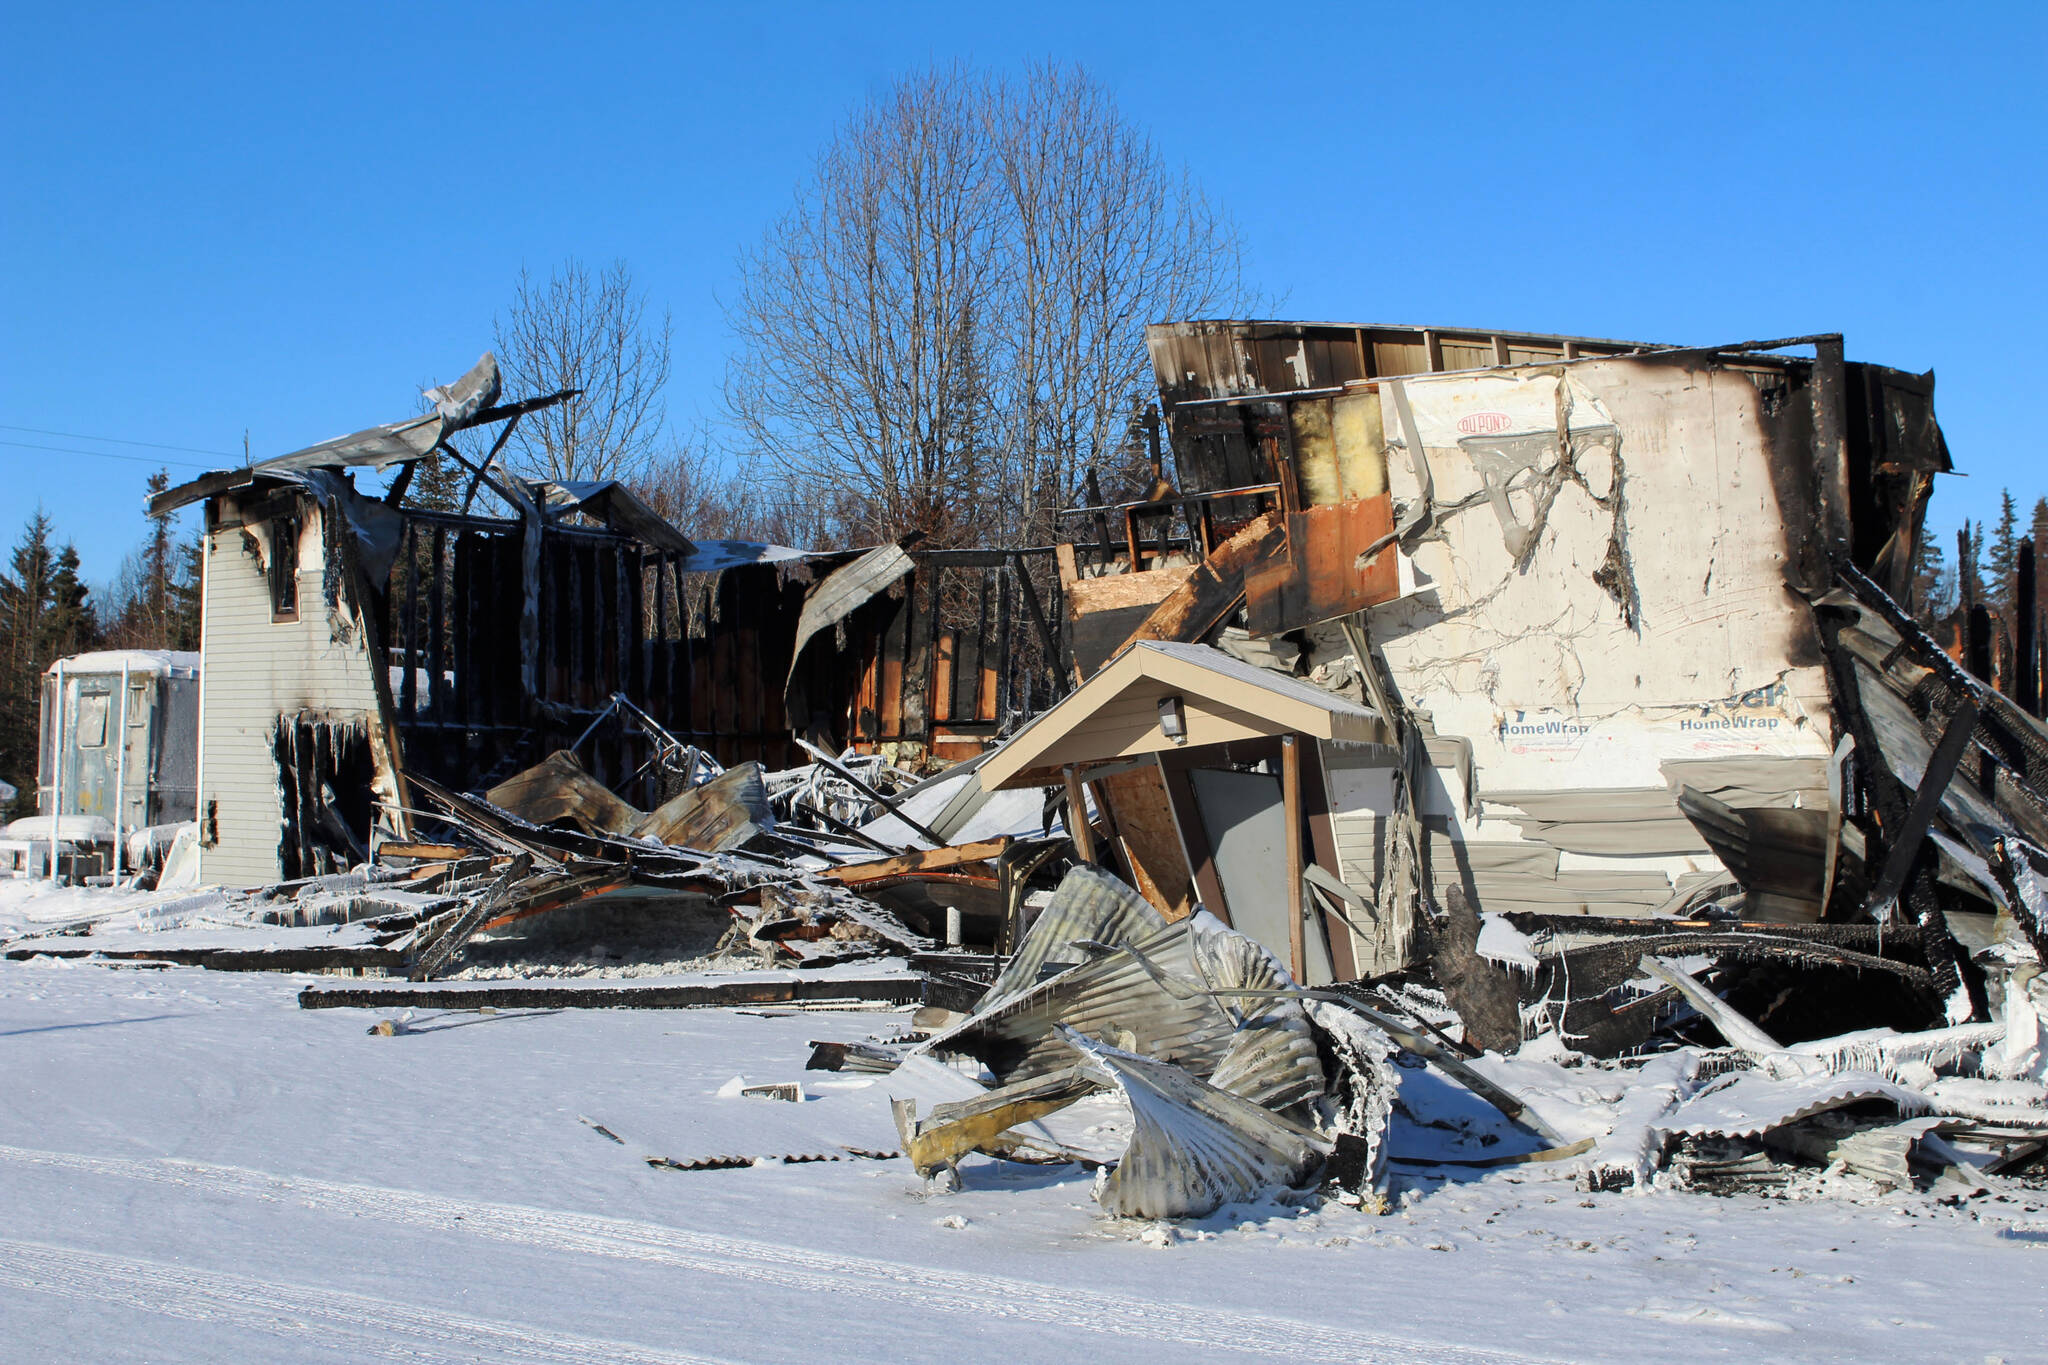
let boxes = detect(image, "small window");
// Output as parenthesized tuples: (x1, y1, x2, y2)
(76, 692, 109, 748)
(270, 514, 301, 622)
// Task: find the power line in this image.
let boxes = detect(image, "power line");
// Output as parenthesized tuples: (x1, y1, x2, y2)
(0, 423, 239, 459)
(0, 439, 214, 471)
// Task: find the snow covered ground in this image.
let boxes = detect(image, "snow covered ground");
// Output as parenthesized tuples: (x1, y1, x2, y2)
(3, 950, 2045, 1363)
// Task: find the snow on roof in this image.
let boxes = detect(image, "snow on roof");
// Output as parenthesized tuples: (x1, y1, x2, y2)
(676, 540, 824, 573)
(46, 650, 200, 678)
(2, 814, 116, 843)
(1128, 640, 1380, 722)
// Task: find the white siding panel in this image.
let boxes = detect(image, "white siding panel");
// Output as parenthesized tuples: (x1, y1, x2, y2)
(196, 508, 384, 887)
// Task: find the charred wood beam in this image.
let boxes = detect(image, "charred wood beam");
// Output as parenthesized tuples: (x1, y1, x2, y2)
(2020, 539, 2038, 715)
(301, 975, 926, 1012)
(427, 526, 447, 718)
(995, 568, 1013, 726)
(382, 461, 418, 506)
(1009, 554, 1066, 700)
(401, 522, 420, 721)
(1968, 605, 1994, 683)
(1122, 510, 1286, 650)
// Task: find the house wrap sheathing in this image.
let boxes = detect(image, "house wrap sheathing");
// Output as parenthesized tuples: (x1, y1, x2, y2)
(1335, 356, 1835, 944)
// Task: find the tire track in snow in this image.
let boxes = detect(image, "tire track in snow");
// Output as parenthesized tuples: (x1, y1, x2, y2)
(0, 1143, 1539, 1364)
(0, 1239, 729, 1365)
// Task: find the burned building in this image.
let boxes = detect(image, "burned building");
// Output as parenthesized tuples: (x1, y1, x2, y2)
(988, 323, 1958, 985)
(150, 355, 1055, 887)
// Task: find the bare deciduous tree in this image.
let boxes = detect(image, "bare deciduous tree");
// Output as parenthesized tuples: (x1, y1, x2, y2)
(636, 429, 845, 550)
(726, 63, 1254, 547)
(496, 259, 673, 484)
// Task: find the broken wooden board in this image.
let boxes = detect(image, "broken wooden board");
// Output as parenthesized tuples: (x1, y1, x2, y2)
(1061, 564, 1195, 678)
(892, 1065, 1102, 1175)
(7, 945, 405, 972)
(1122, 511, 1285, 656)
(1094, 765, 1194, 920)
(819, 838, 1011, 886)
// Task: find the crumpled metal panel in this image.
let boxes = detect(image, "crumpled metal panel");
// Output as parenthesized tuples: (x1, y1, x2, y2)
(926, 914, 1239, 1084)
(1196, 918, 1325, 1112)
(978, 864, 1166, 1011)
(1064, 1028, 1327, 1219)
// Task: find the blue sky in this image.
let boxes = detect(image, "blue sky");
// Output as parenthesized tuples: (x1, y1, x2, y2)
(4, 2, 2043, 586)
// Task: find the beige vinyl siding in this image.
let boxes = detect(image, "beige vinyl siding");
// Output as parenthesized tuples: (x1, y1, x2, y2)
(196, 506, 383, 887)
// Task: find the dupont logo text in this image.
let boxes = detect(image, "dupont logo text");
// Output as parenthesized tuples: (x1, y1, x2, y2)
(1456, 411, 1514, 435)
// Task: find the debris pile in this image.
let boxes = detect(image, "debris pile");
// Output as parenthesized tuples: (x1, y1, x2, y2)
(871, 867, 1388, 1216)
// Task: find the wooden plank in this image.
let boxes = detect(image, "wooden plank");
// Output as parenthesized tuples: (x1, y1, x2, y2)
(994, 569, 1012, 726)
(1124, 510, 1286, 649)
(1283, 734, 1306, 982)
(427, 526, 447, 718)
(378, 842, 476, 861)
(400, 522, 419, 721)
(878, 589, 906, 739)
(453, 530, 473, 730)
(1063, 765, 1096, 864)
(901, 570, 933, 740)
(1096, 765, 1194, 919)
(820, 838, 1012, 885)
(932, 630, 955, 724)
(1054, 541, 1079, 587)
(1062, 564, 1192, 615)
(652, 553, 671, 724)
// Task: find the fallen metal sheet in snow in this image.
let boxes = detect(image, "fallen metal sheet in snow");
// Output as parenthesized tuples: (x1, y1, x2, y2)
(1064, 1028, 1328, 1219)
(1194, 918, 1326, 1112)
(1764, 1113, 1985, 1194)
(977, 864, 1165, 1011)
(1655, 1069, 1933, 1140)
(634, 761, 773, 852)
(923, 913, 1239, 1085)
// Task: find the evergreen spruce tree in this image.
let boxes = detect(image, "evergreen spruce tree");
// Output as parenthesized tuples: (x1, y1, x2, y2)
(39, 543, 99, 662)
(1911, 527, 1950, 624)
(409, 453, 465, 513)
(143, 469, 176, 627)
(169, 532, 203, 651)
(1990, 490, 2020, 614)
(0, 513, 59, 818)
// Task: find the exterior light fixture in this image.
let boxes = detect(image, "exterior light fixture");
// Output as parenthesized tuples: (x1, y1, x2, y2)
(1158, 695, 1188, 744)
